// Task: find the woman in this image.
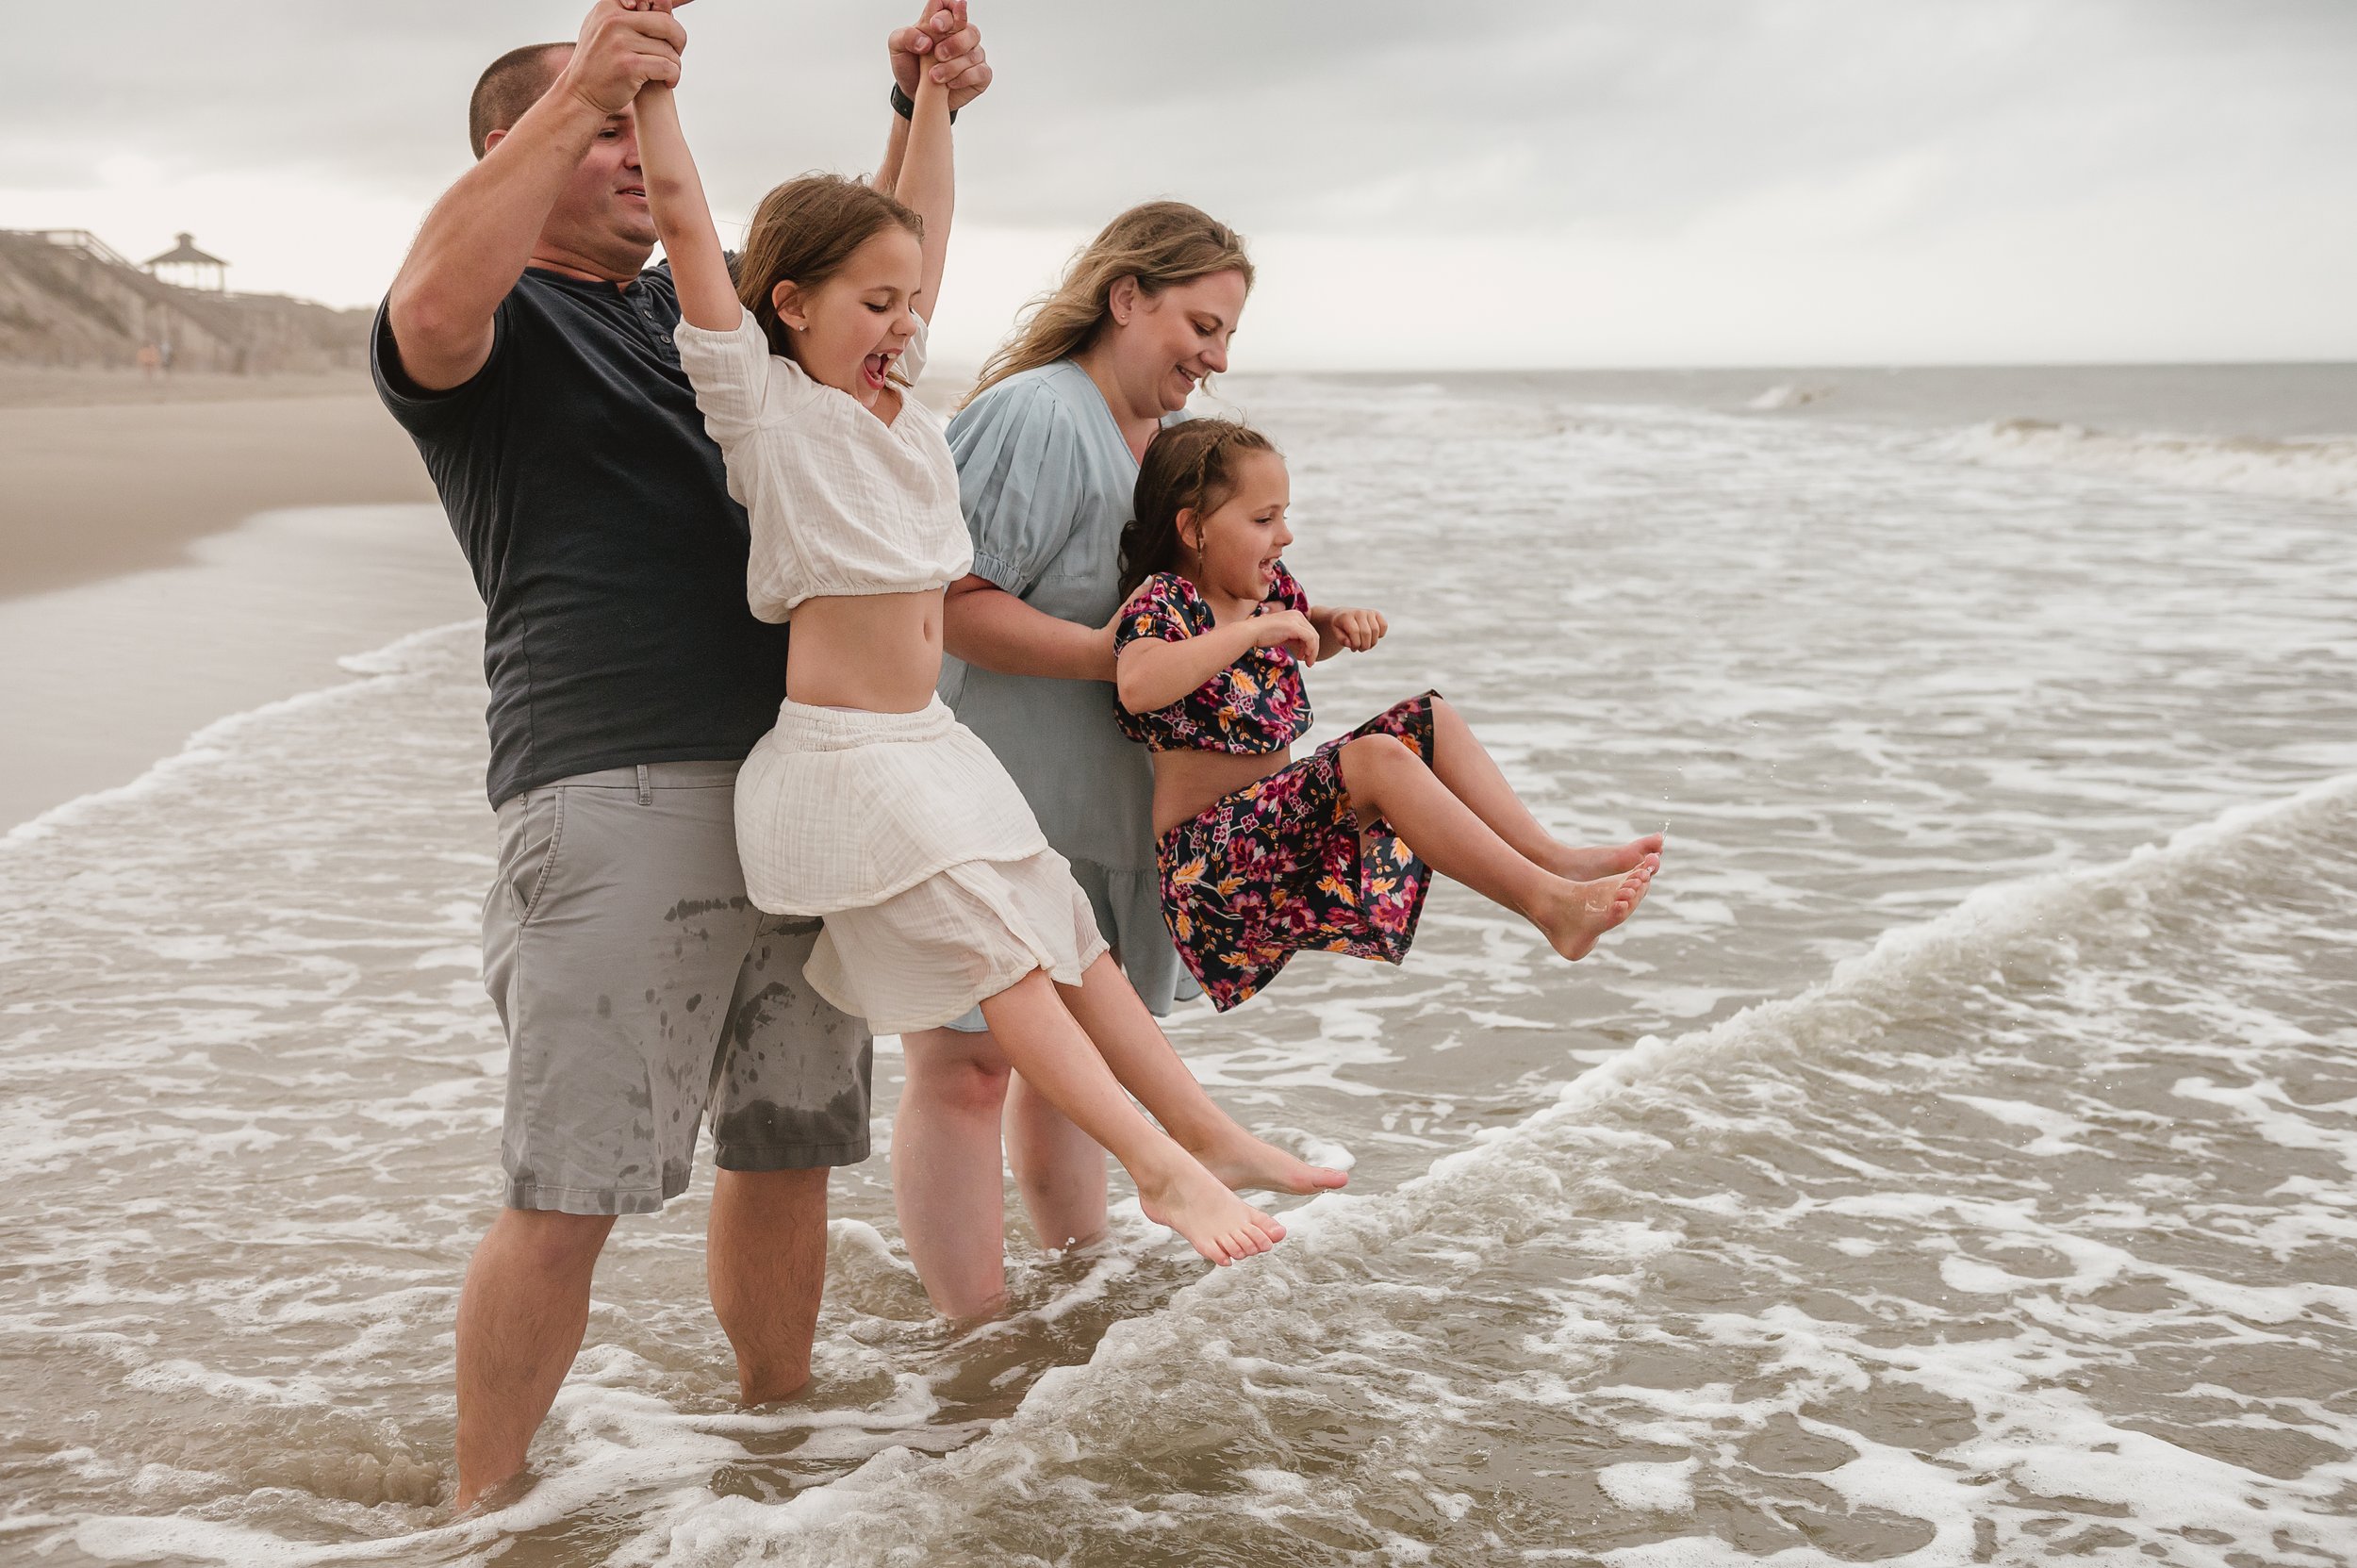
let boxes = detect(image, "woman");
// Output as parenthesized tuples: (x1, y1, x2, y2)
(895, 203, 1340, 1315)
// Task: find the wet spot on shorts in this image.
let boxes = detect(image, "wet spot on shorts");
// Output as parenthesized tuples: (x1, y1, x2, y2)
(666, 896, 750, 924)
(596, 995, 612, 1018)
(685, 994, 702, 1014)
(661, 1158, 691, 1193)
(712, 1081, 868, 1158)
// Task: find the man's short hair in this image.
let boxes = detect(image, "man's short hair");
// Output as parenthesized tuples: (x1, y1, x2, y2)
(469, 43, 569, 160)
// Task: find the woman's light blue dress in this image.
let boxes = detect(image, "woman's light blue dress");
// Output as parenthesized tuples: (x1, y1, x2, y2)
(936, 360, 1192, 1026)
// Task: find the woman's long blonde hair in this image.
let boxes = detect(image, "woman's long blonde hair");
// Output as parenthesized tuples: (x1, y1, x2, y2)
(964, 201, 1253, 407)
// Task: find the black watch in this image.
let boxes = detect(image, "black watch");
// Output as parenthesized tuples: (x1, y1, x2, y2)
(890, 81, 957, 124)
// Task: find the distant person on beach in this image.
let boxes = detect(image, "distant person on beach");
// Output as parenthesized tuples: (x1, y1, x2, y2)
(370, 0, 992, 1512)
(630, 11, 1340, 1293)
(1115, 420, 1665, 1010)
(898, 203, 1268, 1318)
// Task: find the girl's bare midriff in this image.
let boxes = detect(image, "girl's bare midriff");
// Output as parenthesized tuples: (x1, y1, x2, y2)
(785, 590, 948, 712)
(1152, 748, 1293, 838)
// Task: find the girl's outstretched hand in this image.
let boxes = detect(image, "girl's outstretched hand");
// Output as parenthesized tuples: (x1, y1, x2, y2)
(1250, 608, 1320, 662)
(892, 0, 992, 111)
(1327, 607, 1388, 653)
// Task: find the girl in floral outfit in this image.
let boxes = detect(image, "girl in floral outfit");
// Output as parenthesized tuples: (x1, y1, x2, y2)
(1113, 421, 1664, 1010)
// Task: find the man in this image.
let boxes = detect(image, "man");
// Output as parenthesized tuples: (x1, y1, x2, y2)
(372, 0, 991, 1511)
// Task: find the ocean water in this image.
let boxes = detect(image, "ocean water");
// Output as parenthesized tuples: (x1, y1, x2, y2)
(4, 368, 2354, 1566)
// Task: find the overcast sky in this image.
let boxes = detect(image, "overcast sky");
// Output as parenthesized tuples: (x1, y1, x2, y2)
(8, 0, 2353, 368)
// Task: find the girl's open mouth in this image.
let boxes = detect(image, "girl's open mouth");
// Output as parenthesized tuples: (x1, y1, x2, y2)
(863, 353, 893, 389)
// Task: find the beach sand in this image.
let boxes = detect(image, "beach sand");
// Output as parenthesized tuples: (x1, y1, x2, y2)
(0, 369, 478, 830)
(0, 365, 436, 602)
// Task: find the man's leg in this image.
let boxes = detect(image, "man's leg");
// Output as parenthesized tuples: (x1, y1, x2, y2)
(706, 913, 874, 1399)
(453, 1207, 615, 1510)
(707, 1166, 830, 1402)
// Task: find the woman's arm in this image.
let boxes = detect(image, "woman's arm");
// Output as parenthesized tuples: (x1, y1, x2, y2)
(944, 577, 1119, 681)
(1116, 611, 1316, 715)
(633, 83, 739, 330)
(891, 26, 955, 320)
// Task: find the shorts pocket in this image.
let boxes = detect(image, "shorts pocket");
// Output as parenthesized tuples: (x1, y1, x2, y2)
(500, 788, 568, 926)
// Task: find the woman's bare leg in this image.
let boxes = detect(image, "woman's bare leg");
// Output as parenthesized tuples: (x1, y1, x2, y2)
(1003, 1069, 1110, 1251)
(893, 1026, 1017, 1318)
(979, 971, 1282, 1264)
(1054, 953, 1347, 1195)
(1340, 733, 1657, 961)
(1422, 696, 1664, 879)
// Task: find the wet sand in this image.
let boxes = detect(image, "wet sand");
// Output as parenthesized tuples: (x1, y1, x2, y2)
(0, 365, 436, 602)
(0, 369, 477, 831)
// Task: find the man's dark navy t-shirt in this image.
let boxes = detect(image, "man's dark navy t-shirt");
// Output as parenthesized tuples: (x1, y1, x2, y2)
(372, 264, 788, 806)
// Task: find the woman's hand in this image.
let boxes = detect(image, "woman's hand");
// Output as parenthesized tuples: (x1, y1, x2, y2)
(1248, 608, 1320, 662)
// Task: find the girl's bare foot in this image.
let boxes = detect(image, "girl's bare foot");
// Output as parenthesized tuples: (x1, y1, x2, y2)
(1539, 833, 1664, 883)
(1184, 1120, 1349, 1196)
(1532, 853, 1658, 961)
(1135, 1150, 1287, 1264)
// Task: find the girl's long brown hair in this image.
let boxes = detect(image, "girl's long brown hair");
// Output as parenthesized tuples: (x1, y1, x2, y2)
(964, 201, 1253, 407)
(734, 173, 922, 363)
(1120, 419, 1280, 602)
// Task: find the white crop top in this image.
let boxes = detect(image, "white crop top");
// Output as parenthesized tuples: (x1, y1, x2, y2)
(673, 307, 973, 622)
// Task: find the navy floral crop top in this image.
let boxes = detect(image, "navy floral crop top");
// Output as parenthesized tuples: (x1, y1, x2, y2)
(1113, 565, 1314, 754)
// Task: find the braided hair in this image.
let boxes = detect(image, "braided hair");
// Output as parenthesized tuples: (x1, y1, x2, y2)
(1120, 420, 1280, 602)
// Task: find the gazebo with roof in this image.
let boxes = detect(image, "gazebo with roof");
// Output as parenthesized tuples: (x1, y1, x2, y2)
(142, 233, 228, 292)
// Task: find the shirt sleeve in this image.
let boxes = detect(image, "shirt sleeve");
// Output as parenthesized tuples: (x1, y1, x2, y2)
(672, 306, 780, 446)
(945, 377, 1087, 594)
(370, 295, 509, 437)
(1113, 573, 1196, 652)
(900, 311, 930, 386)
(1268, 561, 1311, 614)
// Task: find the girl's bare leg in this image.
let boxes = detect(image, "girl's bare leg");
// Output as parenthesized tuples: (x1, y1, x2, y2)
(1423, 696, 1664, 879)
(1340, 733, 1657, 962)
(893, 1026, 1017, 1318)
(1054, 953, 1348, 1196)
(978, 972, 1282, 1265)
(1003, 1068, 1111, 1251)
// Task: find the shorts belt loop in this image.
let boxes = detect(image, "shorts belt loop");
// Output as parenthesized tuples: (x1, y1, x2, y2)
(635, 765, 652, 806)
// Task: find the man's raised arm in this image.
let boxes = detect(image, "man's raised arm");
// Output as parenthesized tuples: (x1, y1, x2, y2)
(384, 0, 688, 391)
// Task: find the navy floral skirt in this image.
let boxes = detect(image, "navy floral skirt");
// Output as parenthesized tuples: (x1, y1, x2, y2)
(1157, 692, 1438, 1012)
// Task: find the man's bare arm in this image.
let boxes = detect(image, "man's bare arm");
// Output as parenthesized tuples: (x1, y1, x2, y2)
(384, 1, 687, 392)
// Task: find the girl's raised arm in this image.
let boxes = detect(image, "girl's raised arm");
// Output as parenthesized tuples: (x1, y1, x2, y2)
(891, 8, 958, 322)
(634, 83, 740, 331)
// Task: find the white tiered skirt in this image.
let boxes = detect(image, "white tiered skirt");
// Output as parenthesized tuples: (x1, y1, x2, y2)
(735, 697, 1110, 1033)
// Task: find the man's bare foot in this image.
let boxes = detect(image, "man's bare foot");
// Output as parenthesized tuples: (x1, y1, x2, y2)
(1135, 1149, 1287, 1264)
(1183, 1119, 1349, 1196)
(1532, 853, 1659, 961)
(1539, 833, 1664, 882)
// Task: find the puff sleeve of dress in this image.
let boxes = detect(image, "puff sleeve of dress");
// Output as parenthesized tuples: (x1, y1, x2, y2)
(1113, 571, 1200, 652)
(945, 374, 1088, 594)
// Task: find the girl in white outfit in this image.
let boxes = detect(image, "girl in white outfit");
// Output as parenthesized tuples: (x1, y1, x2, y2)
(630, 12, 1341, 1280)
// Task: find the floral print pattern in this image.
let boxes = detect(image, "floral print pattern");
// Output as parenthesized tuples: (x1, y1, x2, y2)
(1113, 566, 1313, 754)
(1158, 694, 1439, 1011)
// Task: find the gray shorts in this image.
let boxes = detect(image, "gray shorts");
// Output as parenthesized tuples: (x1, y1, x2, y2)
(938, 853, 1195, 1033)
(481, 760, 872, 1215)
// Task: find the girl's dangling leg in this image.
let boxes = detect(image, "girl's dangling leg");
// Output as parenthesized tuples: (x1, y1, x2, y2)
(977, 971, 1284, 1265)
(1053, 953, 1347, 1196)
(1421, 696, 1665, 880)
(1339, 731, 1657, 962)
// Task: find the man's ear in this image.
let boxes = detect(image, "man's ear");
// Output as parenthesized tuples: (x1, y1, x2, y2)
(770, 279, 805, 331)
(482, 126, 508, 157)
